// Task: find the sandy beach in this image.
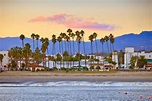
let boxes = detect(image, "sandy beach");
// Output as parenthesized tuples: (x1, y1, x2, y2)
(0, 71, 152, 82)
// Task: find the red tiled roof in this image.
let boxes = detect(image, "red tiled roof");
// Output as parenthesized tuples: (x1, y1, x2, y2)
(104, 65, 113, 68)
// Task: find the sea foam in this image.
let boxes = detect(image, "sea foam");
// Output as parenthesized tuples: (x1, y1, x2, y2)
(0, 81, 152, 87)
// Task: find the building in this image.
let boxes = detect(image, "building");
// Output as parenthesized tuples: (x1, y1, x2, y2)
(124, 47, 152, 68)
(145, 59, 152, 70)
(0, 50, 9, 67)
(28, 64, 45, 71)
(112, 51, 118, 69)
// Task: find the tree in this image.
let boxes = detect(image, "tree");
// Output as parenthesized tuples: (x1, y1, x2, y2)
(80, 30, 87, 67)
(93, 32, 98, 60)
(63, 33, 67, 52)
(31, 33, 35, 52)
(35, 34, 40, 48)
(11, 60, 17, 71)
(67, 28, 72, 55)
(109, 34, 114, 52)
(20, 34, 25, 48)
(130, 56, 138, 69)
(118, 50, 124, 68)
(45, 38, 49, 68)
(33, 47, 41, 64)
(35, 34, 40, 63)
(100, 38, 105, 65)
(104, 35, 109, 54)
(40, 37, 46, 67)
(8, 46, 23, 68)
(60, 32, 65, 67)
(65, 35, 70, 68)
(75, 31, 82, 70)
(137, 56, 147, 68)
(70, 32, 75, 67)
(52, 35, 57, 67)
(23, 43, 32, 69)
(0, 54, 4, 66)
(57, 36, 62, 68)
(89, 34, 94, 67)
(40, 37, 49, 67)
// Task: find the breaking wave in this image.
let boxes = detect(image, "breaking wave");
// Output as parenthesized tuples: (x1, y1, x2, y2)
(0, 81, 152, 87)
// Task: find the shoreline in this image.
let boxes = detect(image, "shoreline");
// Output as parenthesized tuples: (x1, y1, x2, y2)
(0, 71, 152, 83)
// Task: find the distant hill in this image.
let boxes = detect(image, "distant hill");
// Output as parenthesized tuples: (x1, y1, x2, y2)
(0, 31, 152, 54)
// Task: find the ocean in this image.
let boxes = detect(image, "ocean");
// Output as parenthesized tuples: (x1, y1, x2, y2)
(0, 81, 152, 101)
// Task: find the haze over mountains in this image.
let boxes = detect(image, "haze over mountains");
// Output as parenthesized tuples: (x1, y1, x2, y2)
(0, 31, 152, 54)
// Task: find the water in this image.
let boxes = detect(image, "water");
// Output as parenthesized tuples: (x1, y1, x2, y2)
(0, 81, 152, 101)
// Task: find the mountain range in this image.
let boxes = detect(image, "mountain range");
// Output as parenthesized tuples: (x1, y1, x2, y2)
(0, 31, 152, 54)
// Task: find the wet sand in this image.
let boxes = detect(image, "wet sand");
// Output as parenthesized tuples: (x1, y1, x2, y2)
(0, 71, 152, 82)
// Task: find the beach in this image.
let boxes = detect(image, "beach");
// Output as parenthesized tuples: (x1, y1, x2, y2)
(0, 71, 152, 82)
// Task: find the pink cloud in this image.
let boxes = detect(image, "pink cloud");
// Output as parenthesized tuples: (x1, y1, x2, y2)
(29, 14, 117, 31)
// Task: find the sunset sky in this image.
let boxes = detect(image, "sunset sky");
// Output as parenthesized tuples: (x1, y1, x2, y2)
(0, 0, 151, 41)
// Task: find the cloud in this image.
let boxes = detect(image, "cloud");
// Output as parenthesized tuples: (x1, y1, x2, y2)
(29, 14, 117, 31)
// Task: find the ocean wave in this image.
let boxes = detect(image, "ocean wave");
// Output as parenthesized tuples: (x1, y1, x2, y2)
(0, 81, 152, 87)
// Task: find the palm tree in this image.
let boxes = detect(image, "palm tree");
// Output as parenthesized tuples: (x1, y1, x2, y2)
(60, 32, 65, 67)
(104, 36, 109, 55)
(109, 34, 114, 52)
(35, 34, 40, 64)
(109, 34, 113, 53)
(80, 30, 87, 67)
(31, 33, 35, 52)
(63, 33, 67, 52)
(57, 36, 62, 68)
(23, 43, 32, 69)
(60, 33, 64, 54)
(20, 34, 25, 48)
(35, 34, 40, 49)
(93, 32, 99, 63)
(65, 35, 70, 68)
(67, 28, 72, 55)
(34, 47, 41, 64)
(70, 32, 75, 67)
(100, 38, 105, 65)
(89, 34, 94, 67)
(45, 38, 49, 68)
(75, 31, 81, 70)
(52, 34, 57, 67)
(40, 37, 46, 67)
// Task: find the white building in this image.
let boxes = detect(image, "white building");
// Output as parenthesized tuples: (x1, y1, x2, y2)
(0, 50, 9, 67)
(112, 51, 118, 69)
(124, 47, 152, 68)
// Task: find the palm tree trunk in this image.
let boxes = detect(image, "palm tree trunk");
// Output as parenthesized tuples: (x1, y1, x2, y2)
(82, 37, 86, 67)
(107, 42, 109, 54)
(67, 41, 70, 68)
(72, 39, 75, 67)
(33, 39, 34, 52)
(22, 40, 24, 48)
(69, 41, 72, 68)
(78, 42, 80, 71)
(102, 43, 104, 66)
(59, 42, 61, 68)
(91, 42, 93, 67)
(95, 39, 99, 64)
(47, 49, 49, 68)
(61, 41, 64, 68)
(52, 44, 54, 67)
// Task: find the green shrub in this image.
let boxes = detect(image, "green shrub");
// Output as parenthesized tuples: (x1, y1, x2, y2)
(53, 67, 58, 70)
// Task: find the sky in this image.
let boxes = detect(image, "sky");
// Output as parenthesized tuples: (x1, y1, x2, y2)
(0, 0, 152, 41)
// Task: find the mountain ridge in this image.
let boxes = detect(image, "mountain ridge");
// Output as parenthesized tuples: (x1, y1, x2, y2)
(0, 31, 152, 53)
